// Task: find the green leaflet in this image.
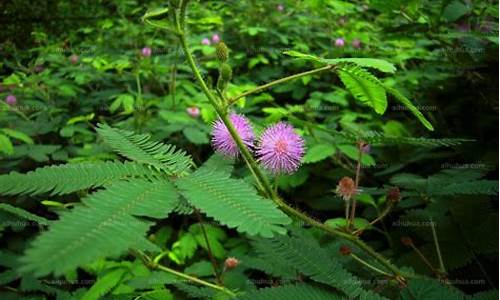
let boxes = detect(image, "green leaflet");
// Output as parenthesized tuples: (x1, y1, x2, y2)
(0, 203, 50, 225)
(81, 268, 128, 300)
(0, 161, 152, 196)
(237, 284, 342, 300)
(337, 64, 388, 114)
(96, 123, 194, 176)
(19, 179, 179, 276)
(176, 168, 291, 238)
(251, 229, 387, 299)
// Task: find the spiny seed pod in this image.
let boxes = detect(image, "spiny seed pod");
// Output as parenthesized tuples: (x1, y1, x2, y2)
(224, 257, 240, 270)
(387, 187, 401, 203)
(339, 245, 351, 256)
(216, 41, 229, 62)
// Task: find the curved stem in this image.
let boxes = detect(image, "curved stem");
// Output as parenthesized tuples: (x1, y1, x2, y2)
(228, 65, 334, 105)
(156, 263, 235, 296)
(350, 253, 392, 277)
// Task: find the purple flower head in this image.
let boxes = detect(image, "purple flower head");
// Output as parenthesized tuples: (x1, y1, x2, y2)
(335, 38, 345, 47)
(141, 47, 152, 57)
(211, 34, 221, 43)
(211, 113, 254, 158)
(186, 106, 201, 118)
(257, 122, 305, 174)
(201, 38, 211, 45)
(277, 4, 285, 11)
(5, 94, 17, 105)
(351, 38, 362, 49)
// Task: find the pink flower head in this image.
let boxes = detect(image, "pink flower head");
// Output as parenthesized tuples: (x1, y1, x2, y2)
(5, 94, 16, 105)
(352, 38, 362, 49)
(211, 34, 221, 43)
(277, 4, 285, 11)
(201, 38, 211, 45)
(257, 122, 305, 174)
(211, 113, 254, 158)
(141, 47, 152, 57)
(335, 38, 345, 47)
(69, 54, 79, 65)
(186, 106, 201, 118)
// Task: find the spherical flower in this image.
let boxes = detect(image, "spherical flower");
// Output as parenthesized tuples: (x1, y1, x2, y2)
(277, 4, 285, 11)
(5, 94, 16, 105)
(351, 38, 362, 49)
(186, 106, 200, 118)
(224, 257, 240, 270)
(335, 38, 345, 47)
(211, 34, 221, 43)
(257, 122, 305, 174)
(141, 47, 152, 57)
(201, 38, 211, 45)
(336, 176, 356, 201)
(211, 113, 254, 158)
(69, 54, 79, 65)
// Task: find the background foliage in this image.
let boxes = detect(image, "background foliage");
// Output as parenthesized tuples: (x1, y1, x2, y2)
(0, 0, 498, 299)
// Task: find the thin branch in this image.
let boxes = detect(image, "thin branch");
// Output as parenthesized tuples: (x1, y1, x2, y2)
(194, 209, 222, 284)
(349, 141, 363, 227)
(430, 218, 446, 274)
(227, 65, 334, 105)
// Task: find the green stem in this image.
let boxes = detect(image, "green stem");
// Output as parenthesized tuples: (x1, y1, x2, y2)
(350, 253, 392, 277)
(430, 218, 446, 274)
(353, 202, 394, 235)
(155, 264, 235, 296)
(228, 65, 334, 105)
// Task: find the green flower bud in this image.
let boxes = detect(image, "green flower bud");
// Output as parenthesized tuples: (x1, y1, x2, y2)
(217, 63, 232, 91)
(216, 42, 229, 62)
(220, 63, 232, 82)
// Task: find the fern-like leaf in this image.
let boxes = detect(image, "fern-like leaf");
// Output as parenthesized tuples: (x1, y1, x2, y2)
(0, 161, 152, 196)
(81, 268, 128, 300)
(0, 203, 50, 225)
(251, 229, 386, 299)
(337, 63, 388, 114)
(238, 284, 342, 300)
(19, 179, 179, 276)
(176, 167, 291, 238)
(96, 124, 194, 175)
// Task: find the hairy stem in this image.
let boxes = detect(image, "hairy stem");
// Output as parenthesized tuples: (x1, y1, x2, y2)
(350, 253, 392, 277)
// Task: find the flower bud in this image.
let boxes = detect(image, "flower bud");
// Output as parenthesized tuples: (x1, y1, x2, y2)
(186, 106, 200, 118)
(216, 41, 229, 62)
(387, 187, 401, 203)
(339, 245, 351, 256)
(141, 47, 152, 57)
(401, 236, 413, 246)
(217, 63, 232, 91)
(336, 177, 356, 201)
(70, 54, 79, 65)
(335, 38, 345, 47)
(224, 257, 239, 270)
(212, 34, 221, 44)
(201, 38, 211, 46)
(5, 94, 16, 105)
